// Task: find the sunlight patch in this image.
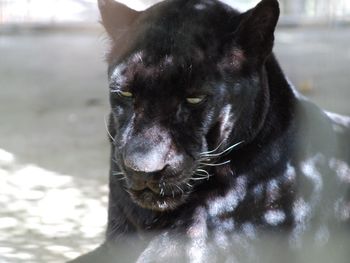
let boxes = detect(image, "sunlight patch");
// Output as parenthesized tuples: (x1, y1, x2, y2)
(0, 149, 107, 262)
(0, 149, 15, 164)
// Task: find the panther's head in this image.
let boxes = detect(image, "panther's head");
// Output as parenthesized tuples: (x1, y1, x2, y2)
(98, 0, 279, 211)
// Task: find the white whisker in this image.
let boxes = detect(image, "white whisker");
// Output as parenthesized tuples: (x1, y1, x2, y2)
(194, 173, 208, 178)
(200, 140, 225, 155)
(196, 169, 210, 175)
(112, 172, 124, 175)
(199, 160, 231, 167)
(117, 176, 126, 181)
(186, 182, 193, 188)
(174, 184, 184, 194)
(190, 177, 208, 181)
(200, 141, 244, 158)
(104, 113, 115, 143)
(111, 158, 119, 165)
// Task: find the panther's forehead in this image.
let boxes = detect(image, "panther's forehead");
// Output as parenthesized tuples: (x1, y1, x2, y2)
(109, 49, 213, 97)
(110, 52, 178, 91)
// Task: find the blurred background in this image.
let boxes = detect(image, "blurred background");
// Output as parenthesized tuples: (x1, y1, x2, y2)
(0, 0, 349, 262)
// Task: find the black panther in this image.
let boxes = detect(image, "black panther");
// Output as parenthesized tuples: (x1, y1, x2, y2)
(71, 0, 350, 262)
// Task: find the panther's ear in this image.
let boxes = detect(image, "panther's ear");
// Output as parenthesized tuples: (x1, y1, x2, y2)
(236, 0, 279, 60)
(98, 0, 140, 40)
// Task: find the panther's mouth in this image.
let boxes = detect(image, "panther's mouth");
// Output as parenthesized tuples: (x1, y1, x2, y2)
(128, 185, 189, 211)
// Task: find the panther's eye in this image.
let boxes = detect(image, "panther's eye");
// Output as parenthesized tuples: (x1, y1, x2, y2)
(119, 91, 133, 98)
(186, 95, 206, 105)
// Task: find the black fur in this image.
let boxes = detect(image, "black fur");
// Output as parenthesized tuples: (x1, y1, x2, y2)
(71, 0, 350, 262)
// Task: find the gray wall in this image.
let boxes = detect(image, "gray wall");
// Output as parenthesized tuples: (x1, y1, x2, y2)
(0, 0, 349, 25)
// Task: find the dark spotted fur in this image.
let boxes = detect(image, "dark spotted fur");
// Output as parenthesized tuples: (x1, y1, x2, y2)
(71, 0, 350, 262)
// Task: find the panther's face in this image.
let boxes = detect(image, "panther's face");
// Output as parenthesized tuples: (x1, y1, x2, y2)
(100, 0, 279, 211)
(109, 52, 237, 211)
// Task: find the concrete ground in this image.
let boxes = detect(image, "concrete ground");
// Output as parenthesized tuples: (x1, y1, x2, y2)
(0, 26, 349, 262)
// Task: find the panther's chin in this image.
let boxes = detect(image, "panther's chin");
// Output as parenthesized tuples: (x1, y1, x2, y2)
(128, 188, 189, 211)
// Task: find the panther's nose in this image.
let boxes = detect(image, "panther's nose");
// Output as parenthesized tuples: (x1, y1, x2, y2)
(123, 125, 171, 183)
(123, 149, 167, 174)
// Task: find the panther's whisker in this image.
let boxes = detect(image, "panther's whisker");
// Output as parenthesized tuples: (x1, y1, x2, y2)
(112, 172, 124, 176)
(160, 186, 164, 197)
(194, 173, 210, 180)
(117, 176, 126, 181)
(106, 222, 121, 240)
(194, 171, 212, 178)
(199, 160, 231, 167)
(195, 171, 211, 180)
(199, 140, 225, 155)
(186, 182, 193, 188)
(174, 184, 184, 195)
(104, 113, 115, 143)
(112, 170, 125, 180)
(189, 177, 206, 181)
(198, 159, 210, 165)
(200, 141, 244, 158)
(196, 169, 210, 175)
(111, 158, 119, 165)
(193, 170, 208, 175)
(190, 174, 212, 181)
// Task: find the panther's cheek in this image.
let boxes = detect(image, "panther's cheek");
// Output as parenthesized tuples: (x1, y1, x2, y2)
(119, 114, 135, 146)
(218, 105, 235, 141)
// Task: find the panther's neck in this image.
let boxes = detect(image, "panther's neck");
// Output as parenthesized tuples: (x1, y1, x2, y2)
(228, 54, 298, 176)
